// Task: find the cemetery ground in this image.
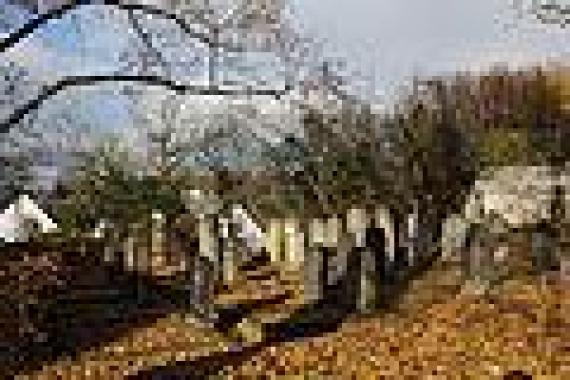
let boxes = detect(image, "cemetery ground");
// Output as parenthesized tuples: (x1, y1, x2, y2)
(227, 260, 570, 378)
(1, 237, 569, 378)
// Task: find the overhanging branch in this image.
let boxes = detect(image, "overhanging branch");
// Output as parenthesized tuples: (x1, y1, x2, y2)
(0, 75, 292, 133)
(0, 0, 246, 53)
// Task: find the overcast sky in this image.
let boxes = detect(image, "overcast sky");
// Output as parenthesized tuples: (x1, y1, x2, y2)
(294, 0, 569, 102)
(2, 1, 568, 104)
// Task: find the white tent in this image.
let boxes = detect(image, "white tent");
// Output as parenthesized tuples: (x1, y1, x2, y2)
(0, 194, 58, 243)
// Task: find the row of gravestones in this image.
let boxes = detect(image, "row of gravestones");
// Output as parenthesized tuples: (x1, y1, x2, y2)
(0, 191, 409, 313)
(194, 205, 400, 312)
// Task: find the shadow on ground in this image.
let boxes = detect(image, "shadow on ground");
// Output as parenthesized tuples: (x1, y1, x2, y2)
(0, 242, 205, 377)
(2, 231, 445, 378)
(132, 242, 442, 378)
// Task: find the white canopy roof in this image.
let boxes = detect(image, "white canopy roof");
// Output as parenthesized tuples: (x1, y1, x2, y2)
(0, 194, 58, 243)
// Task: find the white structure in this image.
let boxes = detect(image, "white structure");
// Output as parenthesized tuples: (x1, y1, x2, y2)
(0, 194, 58, 243)
(441, 165, 570, 288)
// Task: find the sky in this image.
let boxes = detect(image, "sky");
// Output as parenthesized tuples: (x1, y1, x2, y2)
(2, 1, 569, 93)
(0, 1, 304, 182)
(294, 0, 570, 103)
(1, 0, 569, 189)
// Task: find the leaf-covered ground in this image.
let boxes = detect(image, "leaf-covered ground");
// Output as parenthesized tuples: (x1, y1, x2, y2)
(226, 266, 569, 378)
(5, 244, 569, 379)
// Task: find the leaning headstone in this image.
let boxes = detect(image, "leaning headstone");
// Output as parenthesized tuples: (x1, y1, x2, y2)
(374, 206, 395, 262)
(198, 216, 217, 263)
(304, 218, 327, 302)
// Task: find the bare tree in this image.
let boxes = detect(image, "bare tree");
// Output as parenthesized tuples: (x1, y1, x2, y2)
(509, 0, 569, 28)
